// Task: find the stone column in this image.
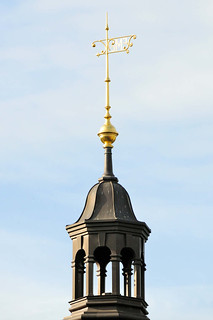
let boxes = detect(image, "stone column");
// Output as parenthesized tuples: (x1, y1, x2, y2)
(123, 267, 127, 296)
(111, 254, 121, 295)
(85, 255, 94, 296)
(76, 261, 85, 298)
(123, 266, 133, 296)
(71, 260, 76, 300)
(133, 258, 142, 298)
(97, 264, 106, 295)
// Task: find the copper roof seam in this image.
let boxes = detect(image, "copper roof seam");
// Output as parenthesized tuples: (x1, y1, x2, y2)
(110, 181, 116, 219)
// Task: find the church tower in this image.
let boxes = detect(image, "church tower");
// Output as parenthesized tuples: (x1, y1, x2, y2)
(64, 15, 151, 320)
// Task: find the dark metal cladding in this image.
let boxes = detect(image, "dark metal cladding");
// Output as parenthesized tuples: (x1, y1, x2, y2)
(77, 181, 137, 222)
(99, 147, 118, 182)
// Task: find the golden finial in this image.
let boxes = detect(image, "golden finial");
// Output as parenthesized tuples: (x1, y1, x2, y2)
(92, 14, 136, 148)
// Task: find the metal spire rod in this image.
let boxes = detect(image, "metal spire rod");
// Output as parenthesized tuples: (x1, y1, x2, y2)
(103, 12, 112, 136)
(105, 12, 110, 110)
(92, 13, 136, 149)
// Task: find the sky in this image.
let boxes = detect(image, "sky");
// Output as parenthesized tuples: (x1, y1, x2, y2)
(0, 0, 213, 319)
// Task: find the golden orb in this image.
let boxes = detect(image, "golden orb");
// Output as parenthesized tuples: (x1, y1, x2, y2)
(98, 121, 118, 148)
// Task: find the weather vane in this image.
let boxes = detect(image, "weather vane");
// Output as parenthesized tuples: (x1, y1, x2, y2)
(92, 13, 136, 149)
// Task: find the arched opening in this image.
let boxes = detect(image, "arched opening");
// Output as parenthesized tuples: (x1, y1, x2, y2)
(120, 262, 124, 295)
(93, 263, 98, 295)
(94, 246, 111, 295)
(105, 261, 112, 293)
(75, 249, 86, 299)
(120, 247, 135, 297)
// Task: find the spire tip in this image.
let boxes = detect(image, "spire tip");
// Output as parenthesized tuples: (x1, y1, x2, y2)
(105, 12, 109, 30)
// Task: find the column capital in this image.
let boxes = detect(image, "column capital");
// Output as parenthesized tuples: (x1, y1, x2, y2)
(110, 254, 121, 262)
(133, 258, 142, 266)
(85, 255, 95, 263)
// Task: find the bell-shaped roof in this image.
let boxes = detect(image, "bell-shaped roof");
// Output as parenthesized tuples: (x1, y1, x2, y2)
(77, 180, 137, 223)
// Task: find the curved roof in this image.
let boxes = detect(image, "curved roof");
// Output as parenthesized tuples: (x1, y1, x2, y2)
(77, 180, 137, 223)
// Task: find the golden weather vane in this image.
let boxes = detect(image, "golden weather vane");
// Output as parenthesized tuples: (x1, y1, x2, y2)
(92, 13, 136, 148)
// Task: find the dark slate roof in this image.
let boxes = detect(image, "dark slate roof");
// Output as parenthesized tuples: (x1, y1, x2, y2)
(77, 181, 137, 222)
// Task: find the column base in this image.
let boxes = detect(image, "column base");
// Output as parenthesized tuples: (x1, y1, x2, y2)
(63, 295, 149, 320)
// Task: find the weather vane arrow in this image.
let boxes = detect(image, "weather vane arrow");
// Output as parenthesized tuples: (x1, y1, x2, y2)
(92, 13, 136, 149)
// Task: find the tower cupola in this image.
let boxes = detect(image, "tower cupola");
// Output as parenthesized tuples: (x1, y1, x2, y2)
(64, 14, 151, 320)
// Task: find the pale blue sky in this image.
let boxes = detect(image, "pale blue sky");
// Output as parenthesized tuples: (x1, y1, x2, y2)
(0, 1, 213, 319)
